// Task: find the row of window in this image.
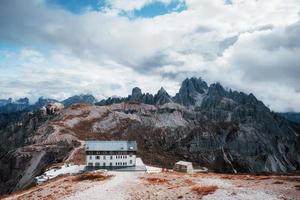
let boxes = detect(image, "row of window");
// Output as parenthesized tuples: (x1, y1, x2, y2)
(87, 160, 132, 167)
(116, 162, 128, 166)
(89, 155, 132, 160)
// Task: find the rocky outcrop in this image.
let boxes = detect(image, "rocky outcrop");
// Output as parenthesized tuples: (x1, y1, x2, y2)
(174, 77, 208, 106)
(154, 87, 173, 105)
(45, 103, 64, 115)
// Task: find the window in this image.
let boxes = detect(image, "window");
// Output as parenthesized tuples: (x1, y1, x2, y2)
(89, 156, 92, 159)
(96, 156, 100, 160)
(95, 162, 100, 166)
(129, 154, 132, 157)
(130, 160, 132, 164)
(88, 162, 93, 166)
(110, 155, 113, 160)
(103, 163, 106, 166)
(110, 162, 112, 166)
(103, 156, 106, 160)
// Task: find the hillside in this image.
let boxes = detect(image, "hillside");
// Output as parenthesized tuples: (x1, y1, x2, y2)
(0, 78, 299, 196)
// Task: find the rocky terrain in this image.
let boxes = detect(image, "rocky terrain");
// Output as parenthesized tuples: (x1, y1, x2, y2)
(0, 77, 300, 196)
(3, 170, 300, 200)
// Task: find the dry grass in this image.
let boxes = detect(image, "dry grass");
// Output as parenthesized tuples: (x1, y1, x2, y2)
(72, 172, 112, 182)
(191, 185, 218, 197)
(183, 179, 195, 186)
(67, 147, 85, 165)
(143, 177, 169, 185)
(219, 174, 271, 181)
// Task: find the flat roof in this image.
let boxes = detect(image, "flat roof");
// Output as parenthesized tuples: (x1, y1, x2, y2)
(85, 140, 137, 151)
(175, 161, 193, 166)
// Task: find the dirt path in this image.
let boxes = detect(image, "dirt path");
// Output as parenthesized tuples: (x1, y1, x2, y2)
(63, 172, 142, 200)
(65, 140, 84, 163)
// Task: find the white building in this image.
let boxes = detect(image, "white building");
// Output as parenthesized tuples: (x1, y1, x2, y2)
(174, 161, 194, 173)
(85, 140, 137, 169)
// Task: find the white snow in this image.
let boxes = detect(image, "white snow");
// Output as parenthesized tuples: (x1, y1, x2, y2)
(136, 158, 162, 173)
(35, 164, 85, 184)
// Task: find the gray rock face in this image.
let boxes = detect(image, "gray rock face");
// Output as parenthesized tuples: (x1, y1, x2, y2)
(174, 77, 208, 106)
(129, 87, 143, 102)
(91, 103, 300, 174)
(154, 87, 173, 105)
(97, 87, 173, 105)
(0, 110, 78, 195)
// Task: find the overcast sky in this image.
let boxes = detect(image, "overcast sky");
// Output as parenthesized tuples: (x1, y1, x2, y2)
(0, 0, 300, 112)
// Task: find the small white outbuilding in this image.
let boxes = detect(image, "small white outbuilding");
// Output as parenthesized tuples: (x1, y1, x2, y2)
(173, 161, 193, 173)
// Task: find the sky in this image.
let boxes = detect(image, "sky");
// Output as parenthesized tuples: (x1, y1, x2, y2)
(0, 0, 300, 112)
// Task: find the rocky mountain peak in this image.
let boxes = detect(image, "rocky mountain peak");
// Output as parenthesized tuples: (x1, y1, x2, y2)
(15, 97, 29, 105)
(174, 77, 209, 106)
(154, 87, 172, 105)
(207, 82, 226, 97)
(157, 87, 167, 94)
(130, 87, 143, 101)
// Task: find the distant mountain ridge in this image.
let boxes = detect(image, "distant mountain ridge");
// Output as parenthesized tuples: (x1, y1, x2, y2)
(279, 112, 300, 124)
(1, 77, 297, 116)
(0, 95, 97, 113)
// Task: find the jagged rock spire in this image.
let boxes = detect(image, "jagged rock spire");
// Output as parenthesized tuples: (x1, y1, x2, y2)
(154, 87, 172, 105)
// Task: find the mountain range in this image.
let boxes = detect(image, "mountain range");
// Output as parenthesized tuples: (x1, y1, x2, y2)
(0, 95, 97, 113)
(1, 77, 299, 124)
(0, 77, 299, 195)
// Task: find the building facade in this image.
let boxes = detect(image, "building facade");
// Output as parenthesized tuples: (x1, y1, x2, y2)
(85, 140, 137, 169)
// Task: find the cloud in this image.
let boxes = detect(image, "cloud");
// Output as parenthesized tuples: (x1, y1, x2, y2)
(0, 0, 300, 111)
